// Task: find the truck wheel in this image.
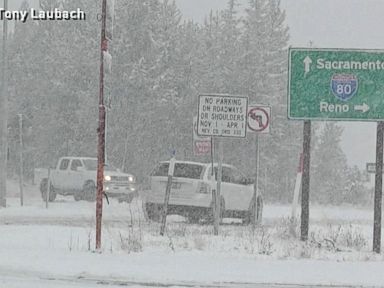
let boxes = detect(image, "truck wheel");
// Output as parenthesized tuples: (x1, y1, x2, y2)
(40, 178, 57, 202)
(83, 180, 96, 201)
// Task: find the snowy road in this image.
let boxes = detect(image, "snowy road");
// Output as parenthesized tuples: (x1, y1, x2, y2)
(1, 273, 378, 288)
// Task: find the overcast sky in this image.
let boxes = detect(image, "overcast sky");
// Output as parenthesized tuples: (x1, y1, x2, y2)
(6, 0, 384, 169)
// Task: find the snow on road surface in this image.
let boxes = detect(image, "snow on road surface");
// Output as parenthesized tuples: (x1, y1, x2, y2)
(0, 183, 383, 287)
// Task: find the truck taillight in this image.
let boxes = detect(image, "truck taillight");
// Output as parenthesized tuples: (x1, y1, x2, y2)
(197, 182, 210, 194)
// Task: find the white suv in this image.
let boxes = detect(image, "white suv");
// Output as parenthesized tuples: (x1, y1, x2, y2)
(143, 160, 262, 224)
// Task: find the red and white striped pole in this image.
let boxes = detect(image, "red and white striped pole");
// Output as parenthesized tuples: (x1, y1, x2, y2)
(291, 153, 303, 219)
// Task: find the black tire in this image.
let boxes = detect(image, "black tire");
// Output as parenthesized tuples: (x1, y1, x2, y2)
(40, 178, 57, 202)
(145, 202, 162, 222)
(82, 180, 96, 201)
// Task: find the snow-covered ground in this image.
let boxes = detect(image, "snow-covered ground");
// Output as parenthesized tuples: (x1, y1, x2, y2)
(0, 181, 383, 287)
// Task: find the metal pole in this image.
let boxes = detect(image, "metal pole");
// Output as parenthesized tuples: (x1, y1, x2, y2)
(214, 138, 223, 236)
(211, 137, 214, 173)
(160, 156, 175, 236)
(210, 136, 217, 234)
(96, 0, 107, 251)
(0, 0, 8, 208)
(300, 120, 311, 241)
(373, 121, 384, 253)
(252, 134, 259, 229)
(18, 114, 23, 206)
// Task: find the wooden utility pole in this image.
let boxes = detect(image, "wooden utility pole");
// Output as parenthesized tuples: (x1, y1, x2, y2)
(96, 0, 107, 251)
(0, 0, 8, 208)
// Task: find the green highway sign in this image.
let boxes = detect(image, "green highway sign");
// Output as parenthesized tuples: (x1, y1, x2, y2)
(288, 48, 384, 121)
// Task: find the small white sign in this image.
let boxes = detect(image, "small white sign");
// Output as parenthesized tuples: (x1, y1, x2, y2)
(193, 116, 211, 155)
(366, 163, 384, 174)
(247, 105, 271, 134)
(197, 94, 248, 138)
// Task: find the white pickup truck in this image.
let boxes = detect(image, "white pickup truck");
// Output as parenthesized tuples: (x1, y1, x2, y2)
(40, 157, 137, 202)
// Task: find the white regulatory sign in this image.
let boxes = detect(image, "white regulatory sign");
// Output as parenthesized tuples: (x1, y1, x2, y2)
(197, 94, 248, 138)
(247, 105, 271, 134)
(193, 116, 211, 155)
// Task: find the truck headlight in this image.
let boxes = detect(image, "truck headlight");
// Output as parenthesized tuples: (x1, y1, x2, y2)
(128, 176, 134, 183)
(104, 175, 111, 181)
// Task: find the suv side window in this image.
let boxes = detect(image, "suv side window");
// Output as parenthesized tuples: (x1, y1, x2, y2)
(70, 159, 83, 171)
(151, 163, 169, 177)
(230, 168, 247, 185)
(59, 159, 70, 170)
(207, 167, 218, 181)
(222, 167, 232, 183)
(209, 167, 247, 185)
(208, 167, 233, 183)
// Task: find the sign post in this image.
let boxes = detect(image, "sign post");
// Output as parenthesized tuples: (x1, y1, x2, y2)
(160, 154, 176, 236)
(210, 137, 218, 235)
(215, 138, 223, 235)
(252, 133, 259, 230)
(300, 121, 311, 241)
(247, 105, 271, 229)
(197, 94, 248, 235)
(373, 122, 384, 253)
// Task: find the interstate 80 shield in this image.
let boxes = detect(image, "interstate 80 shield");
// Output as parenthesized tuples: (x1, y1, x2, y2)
(330, 74, 358, 101)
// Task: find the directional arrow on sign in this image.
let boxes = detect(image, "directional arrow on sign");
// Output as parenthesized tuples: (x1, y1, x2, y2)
(303, 56, 312, 76)
(354, 103, 370, 113)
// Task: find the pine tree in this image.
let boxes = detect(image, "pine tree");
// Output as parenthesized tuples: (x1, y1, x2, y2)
(233, 0, 300, 201)
(9, 0, 100, 172)
(311, 122, 349, 204)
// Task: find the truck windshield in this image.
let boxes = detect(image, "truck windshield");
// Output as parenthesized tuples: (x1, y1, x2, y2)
(83, 159, 116, 171)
